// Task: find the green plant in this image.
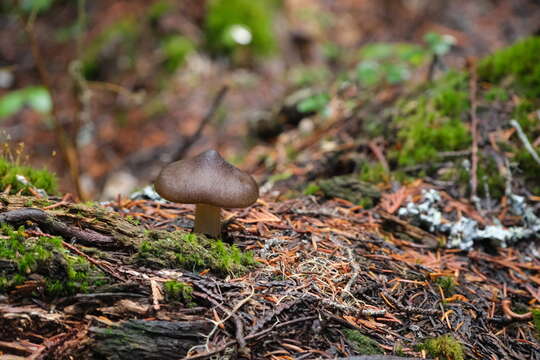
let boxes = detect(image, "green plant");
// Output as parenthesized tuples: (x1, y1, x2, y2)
(303, 183, 321, 195)
(160, 35, 194, 72)
(0, 86, 52, 119)
(297, 92, 331, 115)
(424, 32, 456, 56)
(478, 36, 540, 98)
(20, 0, 54, 13)
(356, 42, 427, 87)
(0, 224, 108, 296)
(419, 334, 464, 360)
(435, 276, 456, 296)
(204, 0, 276, 58)
(163, 280, 193, 303)
(391, 70, 470, 166)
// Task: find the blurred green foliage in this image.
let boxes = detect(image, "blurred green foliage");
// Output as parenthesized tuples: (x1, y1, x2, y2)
(81, 18, 140, 80)
(0, 157, 58, 195)
(391, 70, 470, 166)
(204, 0, 276, 58)
(297, 92, 330, 114)
(478, 36, 540, 98)
(0, 86, 52, 119)
(20, 0, 54, 13)
(161, 35, 195, 72)
(356, 42, 427, 87)
(424, 32, 456, 56)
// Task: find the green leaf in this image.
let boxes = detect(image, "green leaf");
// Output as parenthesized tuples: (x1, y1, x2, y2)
(20, 0, 54, 13)
(385, 63, 410, 84)
(360, 43, 393, 60)
(356, 60, 381, 86)
(0, 91, 25, 118)
(161, 35, 194, 72)
(297, 93, 330, 113)
(424, 32, 455, 56)
(24, 86, 52, 113)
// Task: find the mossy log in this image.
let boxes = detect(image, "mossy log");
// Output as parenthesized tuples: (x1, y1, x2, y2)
(0, 194, 145, 249)
(90, 319, 212, 360)
(0, 194, 254, 276)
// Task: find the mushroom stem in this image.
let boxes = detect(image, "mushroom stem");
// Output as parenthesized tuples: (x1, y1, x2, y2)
(194, 203, 221, 237)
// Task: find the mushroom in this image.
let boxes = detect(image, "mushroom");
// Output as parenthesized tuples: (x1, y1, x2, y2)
(154, 150, 259, 237)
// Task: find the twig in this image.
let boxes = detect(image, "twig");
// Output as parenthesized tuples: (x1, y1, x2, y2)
(343, 248, 360, 298)
(510, 119, 540, 166)
(368, 139, 389, 172)
(468, 59, 479, 200)
(24, 12, 85, 200)
(172, 86, 229, 161)
(182, 316, 317, 360)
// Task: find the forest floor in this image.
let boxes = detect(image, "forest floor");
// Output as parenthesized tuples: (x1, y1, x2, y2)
(0, 181, 539, 359)
(1, 1, 540, 359)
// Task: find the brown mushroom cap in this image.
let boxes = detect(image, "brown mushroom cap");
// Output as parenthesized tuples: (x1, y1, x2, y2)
(155, 150, 259, 208)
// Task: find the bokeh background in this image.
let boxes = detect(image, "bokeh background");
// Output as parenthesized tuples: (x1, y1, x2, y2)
(1, 0, 539, 200)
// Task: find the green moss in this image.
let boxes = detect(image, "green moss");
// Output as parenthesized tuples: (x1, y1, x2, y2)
(317, 175, 381, 207)
(483, 86, 509, 102)
(135, 231, 256, 276)
(0, 157, 58, 195)
(160, 35, 194, 72)
(478, 36, 540, 98)
(358, 162, 389, 184)
(303, 183, 321, 196)
(532, 308, 540, 339)
(419, 334, 464, 360)
(81, 18, 140, 80)
(435, 276, 456, 296)
(343, 329, 383, 355)
(163, 280, 194, 304)
(0, 224, 108, 296)
(204, 0, 276, 58)
(391, 71, 470, 167)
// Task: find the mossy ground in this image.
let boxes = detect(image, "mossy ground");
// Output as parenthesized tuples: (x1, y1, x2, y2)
(0, 224, 109, 296)
(0, 157, 58, 195)
(419, 334, 464, 360)
(163, 280, 195, 306)
(135, 231, 256, 276)
(354, 36, 540, 198)
(343, 329, 383, 355)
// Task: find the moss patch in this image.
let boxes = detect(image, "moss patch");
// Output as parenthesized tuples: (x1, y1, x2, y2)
(343, 329, 382, 355)
(0, 224, 108, 296)
(419, 334, 464, 360)
(0, 157, 58, 195)
(316, 175, 381, 207)
(530, 308, 540, 341)
(478, 36, 540, 98)
(390, 70, 470, 167)
(163, 280, 194, 305)
(135, 231, 256, 276)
